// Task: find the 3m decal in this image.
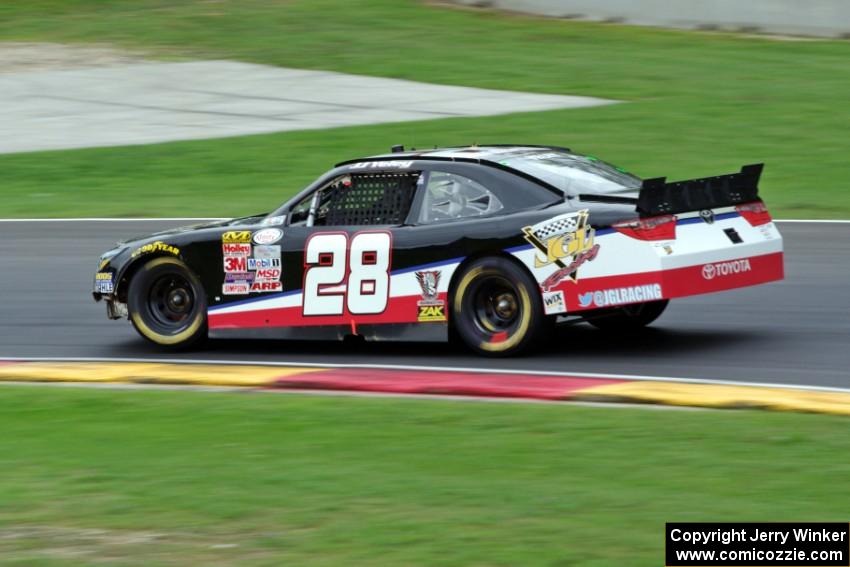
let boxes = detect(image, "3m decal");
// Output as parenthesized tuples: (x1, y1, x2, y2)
(303, 231, 391, 316)
(523, 210, 600, 290)
(702, 259, 752, 280)
(417, 304, 447, 322)
(542, 290, 566, 315)
(131, 241, 179, 258)
(222, 231, 251, 243)
(253, 228, 283, 245)
(224, 256, 248, 273)
(578, 283, 663, 308)
(222, 242, 251, 256)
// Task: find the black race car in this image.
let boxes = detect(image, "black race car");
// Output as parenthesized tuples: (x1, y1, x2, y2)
(94, 145, 783, 356)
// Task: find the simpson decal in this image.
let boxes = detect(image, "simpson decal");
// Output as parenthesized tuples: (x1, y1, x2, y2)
(522, 210, 599, 290)
(578, 284, 663, 308)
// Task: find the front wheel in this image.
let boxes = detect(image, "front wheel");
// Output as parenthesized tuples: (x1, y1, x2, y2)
(127, 256, 207, 349)
(451, 257, 545, 357)
(582, 299, 669, 331)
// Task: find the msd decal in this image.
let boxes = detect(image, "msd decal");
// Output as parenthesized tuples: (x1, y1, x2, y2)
(522, 210, 600, 291)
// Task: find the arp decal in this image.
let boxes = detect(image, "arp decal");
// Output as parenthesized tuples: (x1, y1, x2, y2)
(250, 281, 282, 293)
(522, 210, 600, 290)
(578, 283, 663, 308)
(702, 259, 752, 280)
(131, 241, 180, 258)
(252, 228, 283, 245)
(222, 231, 252, 243)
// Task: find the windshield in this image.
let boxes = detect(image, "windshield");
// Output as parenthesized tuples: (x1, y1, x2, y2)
(498, 150, 641, 196)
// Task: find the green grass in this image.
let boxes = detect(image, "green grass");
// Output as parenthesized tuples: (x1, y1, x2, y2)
(1, 0, 849, 217)
(0, 385, 849, 566)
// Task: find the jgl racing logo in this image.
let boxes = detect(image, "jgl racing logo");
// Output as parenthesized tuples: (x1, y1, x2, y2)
(522, 210, 600, 291)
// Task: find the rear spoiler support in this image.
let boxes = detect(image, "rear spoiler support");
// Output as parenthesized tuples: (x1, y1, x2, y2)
(636, 163, 763, 216)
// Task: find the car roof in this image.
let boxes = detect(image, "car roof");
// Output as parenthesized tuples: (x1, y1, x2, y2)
(334, 144, 572, 168)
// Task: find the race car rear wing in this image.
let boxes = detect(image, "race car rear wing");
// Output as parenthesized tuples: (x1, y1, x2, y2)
(636, 163, 763, 216)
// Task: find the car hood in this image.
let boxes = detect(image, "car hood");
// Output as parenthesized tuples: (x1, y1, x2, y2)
(116, 214, 267, 246)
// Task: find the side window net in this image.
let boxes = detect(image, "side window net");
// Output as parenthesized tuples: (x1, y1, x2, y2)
(418, 172, 504, 224)
(320, 172, 419, 226)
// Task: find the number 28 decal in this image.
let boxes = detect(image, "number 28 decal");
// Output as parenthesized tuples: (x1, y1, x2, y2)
(303, 231, 392, 316)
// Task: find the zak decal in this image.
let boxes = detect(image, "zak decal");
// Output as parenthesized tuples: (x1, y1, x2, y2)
(578, 283, 663, 308)
(131, 241, 179, 258)
(415, 270, 447, 322)
(522, 210, 599, 291)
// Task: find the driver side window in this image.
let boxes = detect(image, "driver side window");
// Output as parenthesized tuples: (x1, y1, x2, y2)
(289, 172, 419, 227)
(417, 172, 503, 224)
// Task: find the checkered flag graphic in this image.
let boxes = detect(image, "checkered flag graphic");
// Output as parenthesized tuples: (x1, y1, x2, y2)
(528, 212, 581, 241)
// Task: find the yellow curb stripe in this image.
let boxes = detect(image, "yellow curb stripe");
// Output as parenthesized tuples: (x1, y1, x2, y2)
(575, 381, 850, 416)
(0, 362, 325, 387)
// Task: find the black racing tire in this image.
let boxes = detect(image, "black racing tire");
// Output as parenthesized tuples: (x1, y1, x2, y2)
(127, 256, 207, 349)
(582, 299, 669, 331)
(450, 256, 544, 357)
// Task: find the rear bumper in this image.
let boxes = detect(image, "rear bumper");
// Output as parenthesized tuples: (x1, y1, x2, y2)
(515, 212, 784, 313)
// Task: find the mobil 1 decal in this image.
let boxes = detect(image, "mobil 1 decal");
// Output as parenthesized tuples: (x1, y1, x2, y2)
(302, 231, 391, 316)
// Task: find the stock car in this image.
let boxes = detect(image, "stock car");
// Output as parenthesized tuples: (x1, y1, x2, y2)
(93, 145, 783, 356)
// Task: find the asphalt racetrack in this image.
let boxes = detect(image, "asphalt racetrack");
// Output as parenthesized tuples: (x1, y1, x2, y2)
(1, 220, 847, 388)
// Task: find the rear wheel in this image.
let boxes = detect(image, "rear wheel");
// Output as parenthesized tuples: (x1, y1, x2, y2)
(128, 257, 207, 348)
(582, 299, 669, 331)
(451, 257, 544, 357)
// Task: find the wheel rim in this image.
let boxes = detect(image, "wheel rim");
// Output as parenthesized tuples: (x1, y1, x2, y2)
(470, 274, 521, 335)
(146, 273, 196, 331)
